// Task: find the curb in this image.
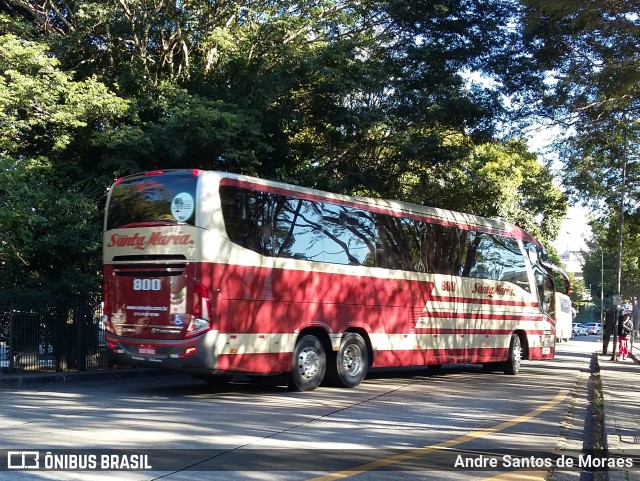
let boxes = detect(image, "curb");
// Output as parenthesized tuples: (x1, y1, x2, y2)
(0, 368, 173, 387)
(599, 347, 640, 481)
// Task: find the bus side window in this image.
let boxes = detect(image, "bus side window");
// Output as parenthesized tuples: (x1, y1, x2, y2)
(462, 233, 530, 292)
(323, 204, 375, 266)
(375, 214, 414, 271)
(534, 268, 554, 313)
(272, 197, 324, 262)
(220, 187, 276, 256)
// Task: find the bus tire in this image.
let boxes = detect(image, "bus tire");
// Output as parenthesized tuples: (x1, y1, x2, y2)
(334, 332, 368, 388)
(504, 334, 522, 376)
(290, 335, 326, 392)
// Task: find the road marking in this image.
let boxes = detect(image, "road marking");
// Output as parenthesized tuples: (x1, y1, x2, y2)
(480, 469, 546, 480)
(306, 390, 568, 481)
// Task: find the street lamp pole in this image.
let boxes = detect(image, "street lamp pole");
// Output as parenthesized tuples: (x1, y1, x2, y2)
(589, 284, 593, 322)
(600, 249, 604, 323)
(612, 113, 628, 362)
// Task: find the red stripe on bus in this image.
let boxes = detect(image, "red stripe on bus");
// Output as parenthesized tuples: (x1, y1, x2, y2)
(429, 295, 540, 308)
(215, 343, 555, 372)
(414, 328, 551, 335)
(420, 311, 545, 322)
(215, 348, 515, 371)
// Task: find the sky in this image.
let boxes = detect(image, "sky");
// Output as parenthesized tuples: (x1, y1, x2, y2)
(525, 125, 592, 254)
(553, 204, 591, 254)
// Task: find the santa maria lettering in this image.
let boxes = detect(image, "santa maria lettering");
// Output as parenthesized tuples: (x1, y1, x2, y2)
(471, 283, 516, 298)
(107, 232, 195, 250)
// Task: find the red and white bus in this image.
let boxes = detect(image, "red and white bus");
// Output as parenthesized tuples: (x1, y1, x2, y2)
(102, 169, 566, 391)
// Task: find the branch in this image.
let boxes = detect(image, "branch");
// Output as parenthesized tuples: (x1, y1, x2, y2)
(46, 0, 75, 34)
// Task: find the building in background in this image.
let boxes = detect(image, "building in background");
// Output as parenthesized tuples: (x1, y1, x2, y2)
(554, 205, 590, 283)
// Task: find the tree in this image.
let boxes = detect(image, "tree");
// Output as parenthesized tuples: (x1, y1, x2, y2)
(516, 1, 640, 308)
(0, 0, 536, 191)
(397, 139, 566, 246)
(519, 0, 640, 212)
(582, 213, 640, 307)
(0, 1, 571, 299)
(0, 29, 128, 299)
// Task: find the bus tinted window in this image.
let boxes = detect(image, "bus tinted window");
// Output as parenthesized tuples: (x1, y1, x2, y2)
(534, 267, 555, 312)
(220, 185, 529, 291)
(467, 234, 530, 290)
(375, 215, 415, 271)
(221, 188, 277, 256)
(221, 186, 376, 266)
(418, 221, 471, 276)
(323, 204, 376, 265)
(273, 197, 324, 261)
(106, 172, 198, 230)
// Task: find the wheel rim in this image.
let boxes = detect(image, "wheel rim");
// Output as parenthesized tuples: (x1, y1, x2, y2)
(512, 337, 522, 370)
(297, 347, 320, 380)
(342, 344, 363, 377)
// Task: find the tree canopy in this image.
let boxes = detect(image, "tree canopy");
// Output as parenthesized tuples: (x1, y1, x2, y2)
(515, 0, 640, 307)
(0, 0, 597, 300)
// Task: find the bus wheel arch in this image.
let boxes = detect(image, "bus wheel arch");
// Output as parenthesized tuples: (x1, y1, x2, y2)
(289, 328, 330, 392)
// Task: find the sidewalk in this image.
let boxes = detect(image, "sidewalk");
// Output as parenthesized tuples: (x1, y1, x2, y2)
(598, 341, 640, 481)
(0, 367, 170, 387)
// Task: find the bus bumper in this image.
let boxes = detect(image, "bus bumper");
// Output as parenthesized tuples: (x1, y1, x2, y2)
(105, 330, 220, 372)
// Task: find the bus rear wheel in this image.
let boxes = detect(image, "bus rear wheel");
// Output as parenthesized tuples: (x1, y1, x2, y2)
(290, 335, 326, 392)
(334, 332, 369, 388)
(504, 334, 522, 375)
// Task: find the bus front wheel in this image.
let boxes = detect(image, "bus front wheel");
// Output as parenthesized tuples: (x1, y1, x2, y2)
(290, 335, 326, 392)
(504, 334, 522, 375)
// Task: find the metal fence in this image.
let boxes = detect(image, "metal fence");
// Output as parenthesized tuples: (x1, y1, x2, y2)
(0, 301, 125, 375)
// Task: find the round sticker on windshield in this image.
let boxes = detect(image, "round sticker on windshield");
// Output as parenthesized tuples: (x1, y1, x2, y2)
(171, 193, 194, 222)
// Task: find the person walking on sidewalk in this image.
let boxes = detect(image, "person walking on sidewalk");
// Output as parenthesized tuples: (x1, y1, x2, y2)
(618, 313, 633, 360)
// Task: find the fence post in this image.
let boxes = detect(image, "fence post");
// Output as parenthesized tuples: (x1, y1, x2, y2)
(76, 307, 86, 371)
(8, 310, 14, 373)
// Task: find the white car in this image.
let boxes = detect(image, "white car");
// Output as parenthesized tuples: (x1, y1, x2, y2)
(572, 323, 588, 337)
(584, 322, 602, 335)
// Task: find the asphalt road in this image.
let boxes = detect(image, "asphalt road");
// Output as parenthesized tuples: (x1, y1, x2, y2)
(0, 335, 601, 481)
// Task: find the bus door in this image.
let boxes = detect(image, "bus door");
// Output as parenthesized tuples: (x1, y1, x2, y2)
(533, 266, 555, 356)
(554, 293, 572, 342)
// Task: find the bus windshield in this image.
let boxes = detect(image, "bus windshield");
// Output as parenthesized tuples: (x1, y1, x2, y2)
(106, 171, 198, 230)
